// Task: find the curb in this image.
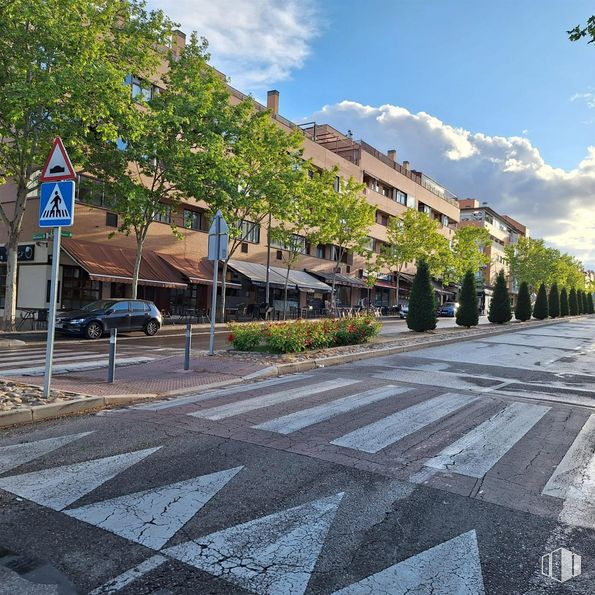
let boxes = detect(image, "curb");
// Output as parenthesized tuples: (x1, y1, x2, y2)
(0, 316, 590, 428)
(0, 340, 26, 348)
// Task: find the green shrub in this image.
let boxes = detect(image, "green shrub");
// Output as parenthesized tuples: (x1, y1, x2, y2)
(548, 283, 560, 318)
(515, 281, 532, 321)
(560, 287, 569, 317)
(227, 316, 381, 353)
(533, 283, 549, 320)
(588, 293, 594, 314)
(407, 259, 437, 332)
(227, 323, 263, 351)
(456, 271, 479, 327)
(488, 270, 512, 324)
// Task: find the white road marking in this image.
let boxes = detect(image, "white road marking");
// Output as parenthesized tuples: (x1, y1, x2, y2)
(0, 353, 113, 368)
(0, 432, 93, 475)
(0, 447, 161, 510)
(331, 393, 479, 454)
(331, 530, 485, 595)
(88, 554, 168, 595)
(254, 386, 410, 435)
(425, 402, 550, 478)
(189, 378, 358, 421)
(0, 357, 154, 377)
(66, 466, 244, 549)
(138, 374, 314, 411)
(163, 492, 344, 595)
(543, 414, 595, 530)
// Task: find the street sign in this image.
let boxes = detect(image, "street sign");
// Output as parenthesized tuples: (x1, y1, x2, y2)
(39, 181, 75, 228)
(61, 231, 73, 238)
(32, 233, 49, 241)
(40, 137, 76, 182)
(207, 210, 229, 355)
(208, 210, 229, 261)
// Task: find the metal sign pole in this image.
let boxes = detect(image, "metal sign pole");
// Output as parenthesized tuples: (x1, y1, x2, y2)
(209, 214, 220, 356)
(108, 328, 117, 383)
(42, 227, 61, 398)
(184, 321, 192, 370)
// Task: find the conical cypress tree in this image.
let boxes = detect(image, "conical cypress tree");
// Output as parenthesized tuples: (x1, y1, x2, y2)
(407, 259, 437, 332)
(456, 271, 479, 327)
(488, 270, 512, 323)
(588, 293, 594, 314)
(577, 290, 583, 314)
(569, 288, 579, 315)
(548, 283, 560, 318)
(580, 291, 587, 314)
(560, 287, 569, 317)
(515, 281, 532, 321)
(533, 283, 549, 319)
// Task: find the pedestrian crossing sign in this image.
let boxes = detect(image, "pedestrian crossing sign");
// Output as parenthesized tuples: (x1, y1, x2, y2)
(39, 181, 75, 227)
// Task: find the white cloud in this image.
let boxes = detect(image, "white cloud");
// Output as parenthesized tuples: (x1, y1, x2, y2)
(309, 101, 595, 269)
(148, 0, 319, 90)
(570, 91, 595, 109)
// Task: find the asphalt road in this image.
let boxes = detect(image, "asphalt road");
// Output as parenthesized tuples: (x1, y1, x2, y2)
(1, 318, 593, 594)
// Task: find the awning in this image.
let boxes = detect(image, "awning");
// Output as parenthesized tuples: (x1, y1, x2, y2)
(375, 279, 396, 289)
(156, 253, 240, 288)
(61, 238, 187, 289)
(397, 272, 415, 285)
(307, 269, 367, 288)
(228, 259, 287, 289)
(431, 280, 455, 296)
(286, 269, 331, 293)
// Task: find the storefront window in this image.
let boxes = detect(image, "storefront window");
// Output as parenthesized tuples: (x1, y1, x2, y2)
(61, 266, 101, 310)
(0, 265, 6, 308)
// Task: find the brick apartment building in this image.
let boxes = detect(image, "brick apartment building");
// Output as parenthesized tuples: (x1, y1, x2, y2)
(0, 30, 460, 322)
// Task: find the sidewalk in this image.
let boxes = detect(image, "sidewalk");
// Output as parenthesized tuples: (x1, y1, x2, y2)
(5, 355, 270, 398)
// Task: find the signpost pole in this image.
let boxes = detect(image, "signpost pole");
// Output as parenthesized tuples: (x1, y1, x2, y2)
(42, 227, 61, 399)
(209, 217, 220, 356)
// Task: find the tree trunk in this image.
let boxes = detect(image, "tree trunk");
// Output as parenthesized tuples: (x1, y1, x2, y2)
(395, 271, 400, 309)
(283, 265, 291, 320)
(2, 231, 19, 331)
(131, 237, 144, 300)
(219, 260, 228, 323)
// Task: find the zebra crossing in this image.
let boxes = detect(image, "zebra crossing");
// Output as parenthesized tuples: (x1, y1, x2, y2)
(0, 344, 177, 376)
(133, 372, 595, 530)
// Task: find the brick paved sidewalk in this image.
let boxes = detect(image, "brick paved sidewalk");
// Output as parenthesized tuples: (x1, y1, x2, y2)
(8, 355, 269, 398)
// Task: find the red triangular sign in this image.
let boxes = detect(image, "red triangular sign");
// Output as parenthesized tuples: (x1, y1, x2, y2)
(40, 137, 76, 182)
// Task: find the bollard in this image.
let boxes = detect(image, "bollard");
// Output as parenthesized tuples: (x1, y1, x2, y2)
(108, 328, 117, 383)
(184, 321, 192, 370)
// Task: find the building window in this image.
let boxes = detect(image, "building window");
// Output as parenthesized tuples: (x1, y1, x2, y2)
(276, 250, 283, 260)
(0, 265, 5, 308)
(106, 212, 118, 227)
(77, 175, 113, 208)
(61, 266, 101, 310)
(333, 176, 341, 192)
(363, 237, 374, 252)
(395, 190, 407, 205)
(239, 220, 260, 243)
(270, 234, 306, 253)
(418, 203, 431, 215)
(315, 244, 325, 259)
(183, 209, 208, 232)
(441, 214, 449, 227)
(155, 206, 171, 224)
(376, 211, 389, 226)
(125, 75, 160, 102)
(241, 242, 249, 253)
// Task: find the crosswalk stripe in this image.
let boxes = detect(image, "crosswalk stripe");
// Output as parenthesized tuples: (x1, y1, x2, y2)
(253, 385, 411, 435)
(543, 414, 595, 529)
(138, 374, 314, 411)
(189, 379, 359, 421)
(331, 393, 479, 454)
(0, 353, 109, 368)
(0, 357, 154, 377)
(424, 402, 550, 478)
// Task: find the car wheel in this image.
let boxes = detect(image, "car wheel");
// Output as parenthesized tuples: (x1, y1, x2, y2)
(144, 319, 159, 336)
(85, 321, 103, 340)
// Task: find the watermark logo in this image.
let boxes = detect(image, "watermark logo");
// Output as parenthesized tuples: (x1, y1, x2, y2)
(541, 548, 581, 583)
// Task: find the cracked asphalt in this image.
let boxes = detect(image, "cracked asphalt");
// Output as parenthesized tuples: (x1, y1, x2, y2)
(0, 318, 594, 594)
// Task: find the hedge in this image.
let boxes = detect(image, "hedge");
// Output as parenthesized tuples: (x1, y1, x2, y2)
(228, 317, 381, 353)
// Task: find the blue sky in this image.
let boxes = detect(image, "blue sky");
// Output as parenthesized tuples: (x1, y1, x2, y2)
(151, 1, 595, 268)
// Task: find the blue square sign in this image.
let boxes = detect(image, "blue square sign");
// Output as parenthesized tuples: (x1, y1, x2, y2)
(39, 181, 75, 227)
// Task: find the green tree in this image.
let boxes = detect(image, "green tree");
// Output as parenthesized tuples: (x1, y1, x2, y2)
(407, 259, 437, 331)
(488, 269, 512, 323)
(588, 292, 594, 314)
(445, 226, 491, 285)
(548, 283, 560, 318)
(515, 281, 532, 321)
(379, 208, 448, 307)
(456, 271, 479, 327)
(533, 283, 549, 320)
(569, 287, 579, 315)
(311, 175, 375, 309)
(203, 103, 311, 320)
(0, 0, 170, 329)
(560, 287, 569, 317)
(568, 17, 595, 43)
(578, 290, 586, 314)
(93, 34, 231, 299)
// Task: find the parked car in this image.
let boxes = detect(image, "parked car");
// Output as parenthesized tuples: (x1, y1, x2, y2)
(399, 304, 409, 319)
(56, 299, 162, 339)
(438, 301, 459, 317)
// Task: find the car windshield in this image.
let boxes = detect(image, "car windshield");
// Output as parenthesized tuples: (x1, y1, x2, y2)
(81, 300, 118, 312)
